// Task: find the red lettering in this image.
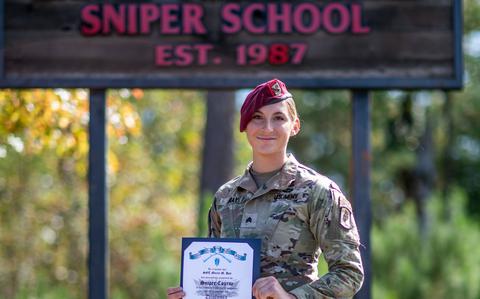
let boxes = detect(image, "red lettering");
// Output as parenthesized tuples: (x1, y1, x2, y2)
(140, 4, 159, 34)
(155, 44, 214, 66)
(351, 4, 370, 34)
(194, 44, 214, 65)
(161, 4, 180, 34)
(221, 3, 241, 34)
(293, 3, 321, 34)
(127, 5, 137, 35)
(268, 3, 292, 33)
(248, 44, 268, 65)
(323, 3, 350, 34)
(103, 4, 126, 34)
(269, 44, 289, 65)
(156, 45, 174, 66)
(175, 45, 194, 66)
(81, 4, 101, 36)
(290, 43, 307, 64)
(82, 2, 368, 38)
(235, 43, 308, 66)
(183, 4, 206, 34)
(243, 4, 265, 34)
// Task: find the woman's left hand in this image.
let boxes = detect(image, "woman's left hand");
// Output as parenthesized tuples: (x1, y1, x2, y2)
(252, 276, 296, 299)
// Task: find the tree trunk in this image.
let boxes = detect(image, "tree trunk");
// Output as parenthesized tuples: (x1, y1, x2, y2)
(197, 90, 235, 236)
(414, 108, 435, 239)
(441, 91, 454, 221)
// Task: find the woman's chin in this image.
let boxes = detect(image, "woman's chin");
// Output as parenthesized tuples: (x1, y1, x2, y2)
(254, 148, 284, 157)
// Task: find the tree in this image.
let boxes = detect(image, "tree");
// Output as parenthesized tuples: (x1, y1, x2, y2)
(197, 91, 236, 237)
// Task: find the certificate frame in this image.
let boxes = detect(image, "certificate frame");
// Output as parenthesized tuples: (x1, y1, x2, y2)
(181, 237, 261, 299)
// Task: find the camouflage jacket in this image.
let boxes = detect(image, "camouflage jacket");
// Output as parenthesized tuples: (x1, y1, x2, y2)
(208, 155, 364, 299)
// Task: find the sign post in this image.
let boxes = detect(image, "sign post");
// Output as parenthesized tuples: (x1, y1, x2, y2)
(88, 89, 108, 299)
(352, 90, 372, 299)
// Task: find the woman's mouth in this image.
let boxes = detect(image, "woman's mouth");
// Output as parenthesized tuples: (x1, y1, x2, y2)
(257, 136, 276, 140)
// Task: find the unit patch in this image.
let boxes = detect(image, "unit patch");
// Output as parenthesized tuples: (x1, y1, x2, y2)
(332, 188, 354, 230)
(339, 207, 353, 230)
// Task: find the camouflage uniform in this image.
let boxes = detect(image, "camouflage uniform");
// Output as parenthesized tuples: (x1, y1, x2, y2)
(208, 154, 364, 298)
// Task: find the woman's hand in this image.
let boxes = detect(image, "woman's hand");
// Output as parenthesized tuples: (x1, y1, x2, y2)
(252, 276, 296, 299)
(167, 287, 185, 299)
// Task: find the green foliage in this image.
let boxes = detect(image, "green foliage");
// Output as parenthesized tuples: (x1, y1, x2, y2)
(107, 89, 205, 298)
(289, 90, 351, 190)
(446, 55, 480, 217)
(0, 89, 205, 298)
(0, 89, 91, 299)
(464, 0, 480, 33)
(197, 192, 214, 237)
(372, 189, 480, 299)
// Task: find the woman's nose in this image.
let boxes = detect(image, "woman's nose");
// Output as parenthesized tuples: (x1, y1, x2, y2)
(263, 119, 273, 131)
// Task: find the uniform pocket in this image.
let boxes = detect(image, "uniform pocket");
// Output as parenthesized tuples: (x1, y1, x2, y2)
(262, 201, 299, 258)
(264, 201, 291, 238)
(217, 203, 243, 238)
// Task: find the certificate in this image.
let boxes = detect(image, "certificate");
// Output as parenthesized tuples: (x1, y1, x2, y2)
(181, 238, 261, 299)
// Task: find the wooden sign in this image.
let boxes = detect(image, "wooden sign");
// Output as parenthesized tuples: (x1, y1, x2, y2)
(0, 0, 463, 89)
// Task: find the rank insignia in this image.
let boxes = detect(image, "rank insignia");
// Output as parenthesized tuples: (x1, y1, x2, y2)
(241, 213, 257, 228)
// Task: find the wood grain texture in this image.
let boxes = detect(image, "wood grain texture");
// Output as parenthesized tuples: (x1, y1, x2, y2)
(2, 0, 460, 87)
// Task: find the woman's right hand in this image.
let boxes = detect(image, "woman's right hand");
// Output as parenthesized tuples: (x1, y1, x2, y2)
(167, 287, 185, 299)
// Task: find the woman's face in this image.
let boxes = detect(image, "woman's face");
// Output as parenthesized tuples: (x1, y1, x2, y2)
(245, 100, 300, 157)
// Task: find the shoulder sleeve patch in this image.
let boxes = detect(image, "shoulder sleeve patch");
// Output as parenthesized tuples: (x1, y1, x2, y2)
(339, 206, 353, 230)
(332, 188, 354, 231)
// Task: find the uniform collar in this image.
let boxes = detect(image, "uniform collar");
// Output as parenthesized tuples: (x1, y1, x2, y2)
(237, 154, 298, 194)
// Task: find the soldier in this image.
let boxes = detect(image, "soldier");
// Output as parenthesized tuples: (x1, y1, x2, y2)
(168, 79, 364, 299)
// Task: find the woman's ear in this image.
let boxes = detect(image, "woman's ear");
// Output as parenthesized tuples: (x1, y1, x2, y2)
(291, 118, 301, 136)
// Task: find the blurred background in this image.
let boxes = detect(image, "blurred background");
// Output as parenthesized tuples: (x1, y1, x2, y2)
(2, 1, 480, 299)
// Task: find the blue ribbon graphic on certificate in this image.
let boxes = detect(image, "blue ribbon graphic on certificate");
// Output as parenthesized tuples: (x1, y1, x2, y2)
(181, 238, 260, 299)
(189, 246, 247, 264)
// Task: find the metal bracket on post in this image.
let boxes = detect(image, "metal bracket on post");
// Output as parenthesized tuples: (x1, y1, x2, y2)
(352, 90, 371, 299)
(88, 89, 108, 299)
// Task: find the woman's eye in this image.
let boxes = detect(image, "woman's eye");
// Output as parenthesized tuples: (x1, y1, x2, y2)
(252, 114, 263, 119)
(274, 115, 286, 121)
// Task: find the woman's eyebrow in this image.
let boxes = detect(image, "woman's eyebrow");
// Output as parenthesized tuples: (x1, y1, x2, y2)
(256, 110, 286, 116)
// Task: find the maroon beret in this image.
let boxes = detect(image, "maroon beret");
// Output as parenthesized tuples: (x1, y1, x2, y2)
(240, 79, 292, 132)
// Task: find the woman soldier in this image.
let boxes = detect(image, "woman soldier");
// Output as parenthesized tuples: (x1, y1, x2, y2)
(168, 79, 364, 299)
